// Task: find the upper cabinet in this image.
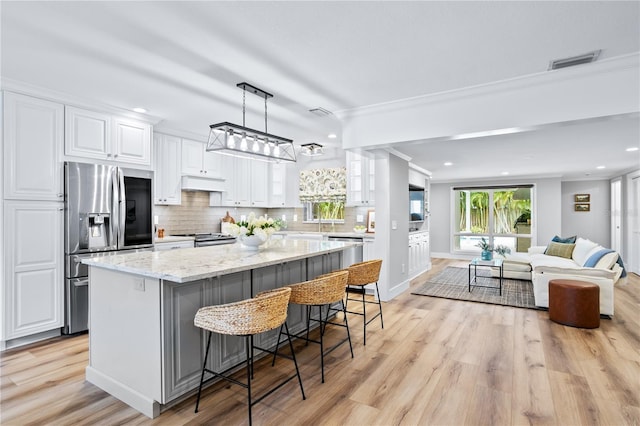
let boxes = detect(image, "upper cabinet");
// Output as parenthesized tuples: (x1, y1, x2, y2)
(346, 151, 375, 206)
(3, 92, 64, 201)
(65, 106, 152, 167)
(214, 157, 269, 207)
(154, 133, 182, 205)
(181, 139, 222, 178)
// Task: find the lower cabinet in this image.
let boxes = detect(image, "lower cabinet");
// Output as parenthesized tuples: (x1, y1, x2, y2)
(3, 201, 64, 340)
(161, 271, 251, 402)
(408, 231, 430, 276)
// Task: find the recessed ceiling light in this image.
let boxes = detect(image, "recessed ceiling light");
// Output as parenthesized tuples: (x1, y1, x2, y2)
(626, 147, 639, 152)
(444, 162, 453, 166)
(596, 165, 606, 169)
(133, 107, 147, 113)
(501, 171, 509, 175)
(328, 133, 337, 139)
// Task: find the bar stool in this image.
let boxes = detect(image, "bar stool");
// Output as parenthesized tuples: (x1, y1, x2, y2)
(194, 287, 305, 425)
(344, 259, 383, 346)
(272, 270, 353, 383)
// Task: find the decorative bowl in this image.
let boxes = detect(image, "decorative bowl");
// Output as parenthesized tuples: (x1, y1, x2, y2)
(239, 234, 268, 249)
(353, 226, 367, 234)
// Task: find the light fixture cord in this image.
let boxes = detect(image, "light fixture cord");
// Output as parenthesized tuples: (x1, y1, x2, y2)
(264, 96, 268, 134)
(242, 88, 246, 127)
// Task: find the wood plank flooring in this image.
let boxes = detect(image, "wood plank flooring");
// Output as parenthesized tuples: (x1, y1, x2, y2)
(2, 258, 639, 425)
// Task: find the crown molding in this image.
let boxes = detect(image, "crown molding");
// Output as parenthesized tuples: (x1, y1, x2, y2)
(0, 77, 163, 125)
(336, 53, 640, 120)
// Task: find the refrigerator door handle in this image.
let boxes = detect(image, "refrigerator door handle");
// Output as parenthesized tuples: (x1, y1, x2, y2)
(111, 168, 120, 248)
(118, 168, 126, 249)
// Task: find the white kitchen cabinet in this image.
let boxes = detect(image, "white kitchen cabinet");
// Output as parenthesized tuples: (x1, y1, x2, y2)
(154, 134, 182, 205)
(269, 162, 287, 207)
(65, 106, 111, 161)
(65, 106, 152, 166)
(113, 116, 152, 165)
(218, 157, 268, 207)
(346, 151, 375, 206)
(3, 201, 64, 339)
(408, 231, 430, 277)
(181, 139, 222, 178)
(154, 240, 193, 251)
(363, 237, 375, 261)
(3, 92, 64, 201)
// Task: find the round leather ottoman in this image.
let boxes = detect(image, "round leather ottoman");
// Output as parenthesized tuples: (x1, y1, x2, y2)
(548, 279, 600, 328)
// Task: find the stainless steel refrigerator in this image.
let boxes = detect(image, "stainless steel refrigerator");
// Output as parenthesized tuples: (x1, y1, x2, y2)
(64, 161, 154, 334)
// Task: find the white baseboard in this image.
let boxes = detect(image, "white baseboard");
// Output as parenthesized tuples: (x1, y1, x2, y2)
(86, 366, 160, 419)
(1, 328, 61, 352)
(431, 252, 473, 260)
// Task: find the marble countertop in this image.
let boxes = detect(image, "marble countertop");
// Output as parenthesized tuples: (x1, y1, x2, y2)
(82, 239, 360, 283)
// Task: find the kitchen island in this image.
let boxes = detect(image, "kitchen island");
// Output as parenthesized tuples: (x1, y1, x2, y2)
(82, 239, 358, 418)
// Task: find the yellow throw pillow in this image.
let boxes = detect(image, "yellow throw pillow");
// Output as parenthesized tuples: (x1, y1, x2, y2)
(545, 242, 576, 259)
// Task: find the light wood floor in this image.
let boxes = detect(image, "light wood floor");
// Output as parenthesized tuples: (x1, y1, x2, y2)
(2, 258, 639, 425)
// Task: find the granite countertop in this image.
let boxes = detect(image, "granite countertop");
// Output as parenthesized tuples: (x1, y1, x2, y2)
(82, 239, 360, 283)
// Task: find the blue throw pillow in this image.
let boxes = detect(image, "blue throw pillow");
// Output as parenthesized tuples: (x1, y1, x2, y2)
(552, 235, 577, 244)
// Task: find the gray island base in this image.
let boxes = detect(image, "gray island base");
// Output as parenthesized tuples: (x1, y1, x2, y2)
(82, 239, 359, 418)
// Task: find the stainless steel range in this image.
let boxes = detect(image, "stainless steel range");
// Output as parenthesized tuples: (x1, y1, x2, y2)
(171, 233, 237, 247)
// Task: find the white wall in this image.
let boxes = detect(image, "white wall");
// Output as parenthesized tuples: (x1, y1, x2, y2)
(371, 151, 410, 300)
(430, 177, 562, 255)
(561, 180, 611, 246)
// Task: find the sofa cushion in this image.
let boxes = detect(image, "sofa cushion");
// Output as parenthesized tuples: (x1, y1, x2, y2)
(552, 235, 577, 244)
(530, 253, 580, 269)
(584, 249, 619, 269)
(572, 238, 600, 266)
(545, 242, 575, 259)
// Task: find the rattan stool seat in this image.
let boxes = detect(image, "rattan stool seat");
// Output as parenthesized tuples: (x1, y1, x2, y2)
(344, 259, 384, 346)
(193, 287, 305, 425)
(272, 270, 353, 383)
(195, 287, 290, 336)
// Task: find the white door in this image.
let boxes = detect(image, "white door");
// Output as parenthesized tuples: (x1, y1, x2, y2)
(250, 161, 269, 207)
(610, 179, 622, 254)
(65, 106, 111, 160)
(113, 117, 152, 165)
(4, 201, 64, 339)
(155, 134, 182, 205)
(181, 139, 205, 176)
(3, 92, 64, 201)
(629, 173, 640, 275)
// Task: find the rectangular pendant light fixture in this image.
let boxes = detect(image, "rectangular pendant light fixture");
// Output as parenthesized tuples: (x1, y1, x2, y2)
(207, 82, 296, 162)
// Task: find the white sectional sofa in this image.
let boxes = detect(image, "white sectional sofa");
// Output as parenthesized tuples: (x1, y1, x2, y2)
(499, 237, 624, 316)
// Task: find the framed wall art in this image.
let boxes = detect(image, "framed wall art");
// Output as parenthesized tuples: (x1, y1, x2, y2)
(574, 194, 590, 202)
(574, 203, 590, 212)
(366, 210, 376, 233)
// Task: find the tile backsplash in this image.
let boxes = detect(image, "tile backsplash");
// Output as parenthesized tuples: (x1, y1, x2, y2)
(154, 191, 371, 235)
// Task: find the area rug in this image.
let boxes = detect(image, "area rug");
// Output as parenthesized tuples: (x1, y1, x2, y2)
(411, 266, 539, 310)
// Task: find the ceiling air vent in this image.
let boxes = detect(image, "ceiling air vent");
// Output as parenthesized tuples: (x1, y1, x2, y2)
(548, 50, 601, 70)
(309, 107, 333, 117)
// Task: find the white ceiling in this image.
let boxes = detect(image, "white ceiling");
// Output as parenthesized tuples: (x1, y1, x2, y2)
(2, 1, 639, 181)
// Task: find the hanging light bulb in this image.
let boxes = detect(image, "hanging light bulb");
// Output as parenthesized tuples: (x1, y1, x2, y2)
(227, 130, 236, 148)
(240, 133, 248, 151)
(263, 140, 271, 155)
(252, 136, 260, 152)
(273, 144, 280, 158)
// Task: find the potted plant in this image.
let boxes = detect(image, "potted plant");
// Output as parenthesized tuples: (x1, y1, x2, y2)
(476, 237, 494, 260)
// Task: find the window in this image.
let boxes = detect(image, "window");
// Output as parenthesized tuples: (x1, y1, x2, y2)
(452, 185, 533, 254)
(303, 201, 345, 223)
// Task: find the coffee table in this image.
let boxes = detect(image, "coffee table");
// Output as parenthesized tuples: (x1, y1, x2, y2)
(468, 258, 503, 296)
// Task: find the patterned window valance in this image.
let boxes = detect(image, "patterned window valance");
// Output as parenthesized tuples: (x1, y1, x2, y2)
(299, 167, 347, 202)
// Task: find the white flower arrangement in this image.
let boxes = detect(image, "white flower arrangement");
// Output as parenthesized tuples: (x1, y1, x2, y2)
(226, 212, 281, 242)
